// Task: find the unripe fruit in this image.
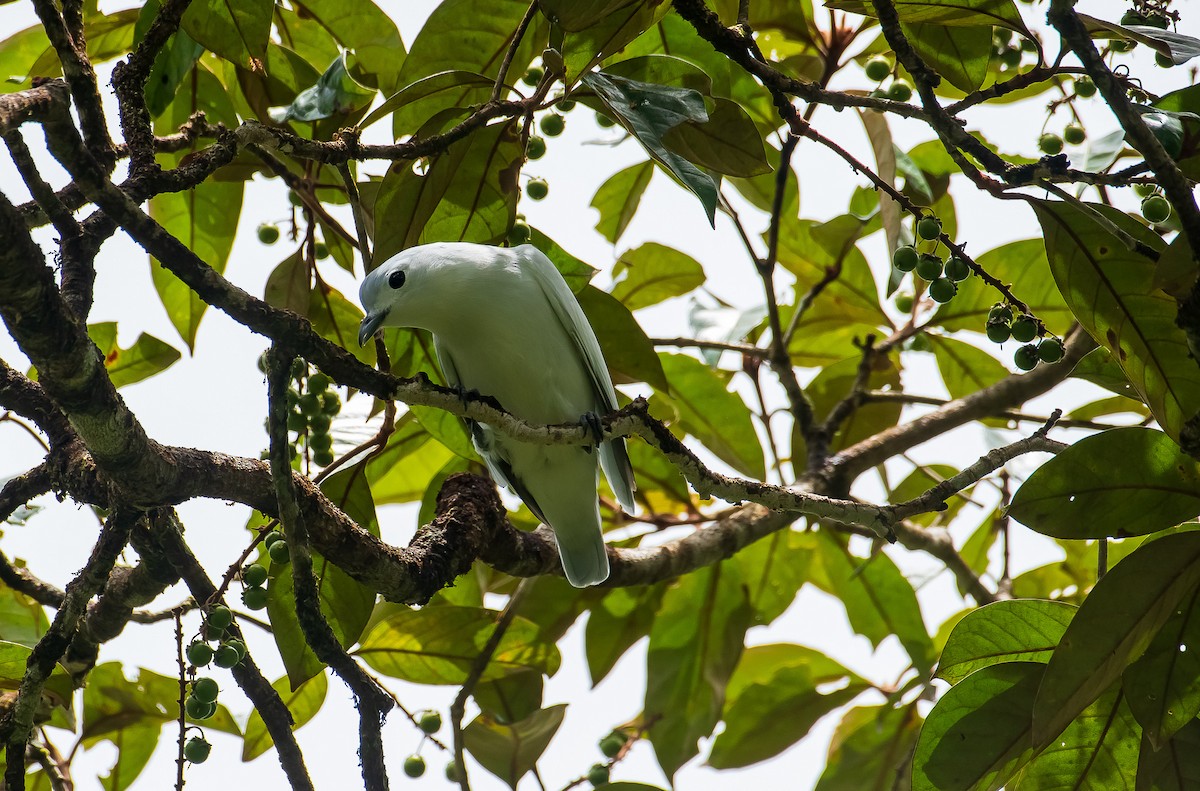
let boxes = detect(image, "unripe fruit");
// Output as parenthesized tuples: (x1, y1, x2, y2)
(184, 737, 211, 764)
(257, 224, 280, 244)
(1074, 76, 1096, 98)
(1010, 315, 1038, 343)
(308, 372, 330, 393)
(207, 606, 232, 631)
(526, 178, 549, 200)
(193, 677, 219, 704)
(945, 256, 970, 282)
(1014, 344, 1039, 371)
(894, 294, 914, 313)
(915, 254, 943, 281)
(185, 695, 216, 720)
(526, 136, 546, 160)
(214, 643, 241, 667)
(587, 764, 610, 786)
(508, 221, 531, 245)
(887, 79, 913, 101)
(928, 278, 957, 303)
(417, 709, 442, 734)
(1038, 133, 1063, 155)
(1145, 14, 1169, 29)
(916, 215, 942, 240)
(559, 98, 576, 112)
(599, 734, 624, 758)
(864, 56, 891, 82)
(298, 393, 321, 416)
(1120, 10, 1145, 26)
(242, 586, 268, 611)
(539, 113, 565, 137)
(269, 540, 291, 564)
(989, 304, 1014, 324)
(243, 564, 268, 587)
(224, 638, 247, 661)
(892, 245, 919, 272)
(1063, 124, 1085, 145)
(187, 641, 214, 667)
(403, 755, 426, 778)
(1142, 194, 1172, 224)
(309, 432, 333, 452)
(1037, 337, 1064, 363)
(986, 320, 1012, 344)
(1110, 38, 1134, 52)
(445, 760, 462, 782)
(309, 413, 332, 434)
(263, 530, 284, 547)
(596, 112, 616, 128)
(320, 391, 341, 415)
(522, 66, 543, 87)
(287, 411, 306, 432)
(313, 449, 335, 467)
(314, 241, 329, 260)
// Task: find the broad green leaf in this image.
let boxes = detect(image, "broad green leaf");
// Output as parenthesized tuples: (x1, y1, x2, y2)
(241, 672, 327, 761)
(1032, 531, 1200, 748)
(263, 251, 309, 315)
(911, 662, 1042, 791)
(0, 642, 69, 712)
(354, 606, 560, 684)
(579, 286, 669, 390)
(87, 323, 181, 389)
(727, 155, 800, 217)
(81, 663, 174, 741)
(268, 52, 374, 123)
(655, 352, 765, 478)
(1014, 685, 1139, 790)
(937, 599, 1077, 684)
(663, 97, 772, 177)
(290, 0, 406, 93)
(1071, 347, 1140, 401)
(602, 53, 714, 96)
(1136, 718, 1200, 791)
(361, 70, 493, 133)
(585, 582, 667, 685)
(809, 530, 936, 674)
(95, 720, 159, 791)
(1080, 14, 1200, 67)
(1068, 395, 1150, 421)
(308, 280, 376, 366)
(1125, 584, 1200, 747)
(539, 0, 641, 31)
(463, 705, 566, 789)
(933, 238, 1073, 335)
(180, 0, 272, 66)
(529, 228, 598, 293)
(1033, 199, 1200, 442)
(889, 463, 974, 528)
(904, 21, 991, 93)
(591, 161, 654, 245)
(645, 562, 752, 778)
(709, 644, 870, 768)
(0, 586, 48, 648)
(581, 70, 717, 225)
(562, 1, 669, 81)
(775, 215, 887, 327)
(1009, 428, 1200, 539)
(626, 440, 691, 512)
(0, 25, 52, 94)
(611, 243, 705, 311)
(734, 527, 809, 625)
(229, 42, 321, 122)
(815, 703, 922, 791)
(473, 671, 543, 724)
(136, 1, 203, 117)
(826, 0, 1031, 35)
(367, 419, 455, 504)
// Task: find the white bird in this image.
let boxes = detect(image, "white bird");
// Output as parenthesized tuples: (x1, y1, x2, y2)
(358, 242, 636, 587)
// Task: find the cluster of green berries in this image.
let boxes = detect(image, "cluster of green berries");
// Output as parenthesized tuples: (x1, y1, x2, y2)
(401, 709, 443, 778)
(1134, 182, 1173, 224)
(992, 27, 1037, 72)
(891, 215, 969, 304)
(863, 60, 912, 102)
(520, 65, 582, 204)
(1039, 122, 1087, 155)
(261, 528, 292, 566)
(186, 605, 248, 674)
(239, 562, 270, 610)
(1118, 8, 1171, 62)
(259, 357, 343, 468)
(984, 304, 1064, 370)
(508, 213, 532, 245)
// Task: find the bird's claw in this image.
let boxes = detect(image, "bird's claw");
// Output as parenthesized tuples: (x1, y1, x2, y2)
(580, 412, 604, 453)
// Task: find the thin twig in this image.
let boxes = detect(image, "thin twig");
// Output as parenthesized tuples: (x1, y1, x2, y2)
(492, 1, 539, 103)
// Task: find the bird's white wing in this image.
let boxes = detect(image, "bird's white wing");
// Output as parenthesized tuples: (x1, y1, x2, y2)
(516, 245, 637, 512)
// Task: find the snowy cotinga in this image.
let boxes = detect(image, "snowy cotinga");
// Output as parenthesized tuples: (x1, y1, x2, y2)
(358, 242, 636, 586)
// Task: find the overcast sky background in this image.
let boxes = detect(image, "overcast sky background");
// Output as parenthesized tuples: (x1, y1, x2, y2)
(0, 0, 1180, 788)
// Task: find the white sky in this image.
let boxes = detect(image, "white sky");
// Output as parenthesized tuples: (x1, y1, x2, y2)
(0, 1, 1180, 789)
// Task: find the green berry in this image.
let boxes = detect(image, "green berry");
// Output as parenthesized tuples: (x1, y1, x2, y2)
(599, 734, 624, 758)
(241, 586, 269, 611)
(313, 449, 335, 467)
(185, 695, 217, 720)
(1120, 10, 1145, 26)
(1074, 76, 1096, 98)
(526, 136, 547, 160)
(298, 393, 321, 416)
(864, 56, 891, 82)
(309, 413, 332, 434)
(214, 643, 242, 667)
(1142, 194, 1172, 224)
(225, 638, 247, 661)
(257, 224, 280, 245)
(887, 79, 913, 102)
(522, 66, 543, 87)
(417, 709, 442, 735)
(269, 540, 291, 564)
(243, 564, 269, 588)
(1038, 133, 1063, 155)
(403, 755, 426, 778)
(445, 760, 462, 782)
(207, 605, 232, 631)
(892, 245, 919, 272)
(1010, 315, 1038, 343)
(314, 241, 329, 260)
(1037, 337, 1064, 363)
(928, 278, 957, 303)
(586, 764, 610, 786)
(308, 372, 330, 393)
(184, 736, 211, 764)
(595, 112, 616, 128)
(286, 410, 307, 432)
(988, 303, 1014, 324)
(1020, 37, 1037, 52)
(916, 215, 942, 240)
(986, 319, 1012, 344)
(915, 253, 943, 281)
(1146, 14, 1169, 29)
(1063, 124, 1086, 145)
(1014, 344, 1040, 371)
(1110, 38, 1135, 52)
(192, 677, 219, 704)
(539, 113, 565, 137)
(309, 432, 333, 452)
(187, 641, 214, 667)
(894, 294, 914, 313)
(1133, 182, 1158, 198)
(526, 178, 549, 201)
(558, 98, 576, 112)
(944, 255, 970, 282)
(507, 221, 531, 245)
(263, 530, 284, 547)
(288, 190, 304, 207)
(319, 391, 341, 415)
(290, 358, 306, 378)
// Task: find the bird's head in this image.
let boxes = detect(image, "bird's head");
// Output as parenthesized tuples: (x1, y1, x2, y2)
(357, 252, 413, 346)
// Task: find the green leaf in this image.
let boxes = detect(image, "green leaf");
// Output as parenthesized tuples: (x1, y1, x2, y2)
(1124, 583, 1200, 748)
(734, 527, 810, 625)
(581, 70, 717, 225)
(709, 644, 870, 768)
(538, 0, 641, 31)
(796, 354, 902, 460)
(269, 52, 374, 123)
(367, 418, 456, 504)
(87, 323, 181, 389)
(528, 228, 598, 293)
(585, 583, 666, 685)
(136, 1, 203, 117)
(561, 1, 669, 81)
(1079, 14, 1200, 67)
(591, 161, 654, 245)
(81, 663, 174, 741)
(936, 599, 1077, 684)
(663, 97, 772, 177)
(1072, 347, 1141, 401)
(890, 463, 975, 529)
(1068, 395, 1150, 421)
(655, 352, 765, 479)
(1032, 531, 1200, 749)
(1009, 428, 1200, 539)
(611, 243, 705, 311)
(1014, 684, 1139, 790)
(0, 585, 48, 648)
(473, 671, 543, 724)
(1137, 718, 1200, 790)
(263, 251, 309, 314)
(825, 0, 1031, 35)
(1033, 199, 1200, 443)
(354, 606, 560, 684)
(775, 215, 887, 327)
(180, 0, 272, 66)
(362, 70, 493, 132)
(645, 563, 752, 778)
(372, 119, 521, 262)
(903, 21, 991, 93)
(291, 0, 406, 93)
(463, 705, 566, 789)
(241, 672, 327, 761)
(96, 720, 159, 791)
(933, 238, 1074, 335)
(308, 280, 376, 366)
(911, 662, 1042, 791)
(815, 703, 922, 791)
(578, 286, 669, 390)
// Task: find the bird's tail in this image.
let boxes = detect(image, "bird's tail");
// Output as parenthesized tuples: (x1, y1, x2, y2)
(554, 518, 610, 587)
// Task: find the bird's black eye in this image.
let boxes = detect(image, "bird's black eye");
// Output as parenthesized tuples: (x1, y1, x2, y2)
(388, 269, 406, 289)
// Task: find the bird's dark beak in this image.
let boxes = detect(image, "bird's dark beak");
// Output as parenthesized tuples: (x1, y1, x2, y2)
(358, 310, 388, 347)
